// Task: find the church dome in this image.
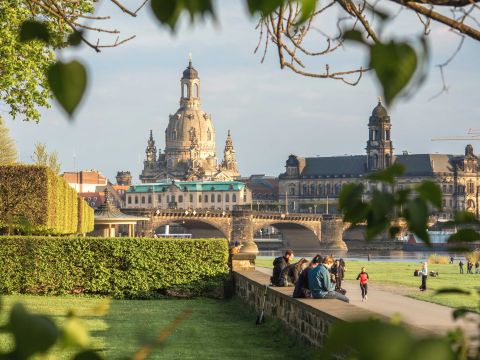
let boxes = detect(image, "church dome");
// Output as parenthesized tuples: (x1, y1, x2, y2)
(286, 155, 299, 167)
(369, 97, 389, 125)
(166, 109, 215, 151)
(182, 60, 199, 79)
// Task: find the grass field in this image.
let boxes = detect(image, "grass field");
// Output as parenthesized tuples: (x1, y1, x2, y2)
(0, 295, 314, 359)
(256, 257, 480, 310)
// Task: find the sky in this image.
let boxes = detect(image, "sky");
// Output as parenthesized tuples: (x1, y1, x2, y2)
(5, 1, 480, 184)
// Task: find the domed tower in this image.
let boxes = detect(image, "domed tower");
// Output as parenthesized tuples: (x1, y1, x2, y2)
(366, 97, 394, 171)
(164, 58, 218, 179)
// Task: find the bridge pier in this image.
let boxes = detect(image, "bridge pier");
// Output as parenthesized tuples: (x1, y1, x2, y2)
(232, 210, 259, 255)
(320, 217, 348, 250)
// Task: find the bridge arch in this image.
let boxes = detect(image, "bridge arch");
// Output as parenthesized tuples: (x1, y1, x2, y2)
(252, 221, 321, 251)
(150, 217, 231, 241)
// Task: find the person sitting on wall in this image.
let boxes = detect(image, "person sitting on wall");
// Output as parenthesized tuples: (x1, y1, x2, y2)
(271, 250, 294, 286)
(308, 255, 349, 303)
(293, 255, 322, 298)
(227, 241, 243, 269)
(278, 258, 309, 287)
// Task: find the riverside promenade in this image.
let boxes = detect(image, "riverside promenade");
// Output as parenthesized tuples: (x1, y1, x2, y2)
(256, 266, 479, 336)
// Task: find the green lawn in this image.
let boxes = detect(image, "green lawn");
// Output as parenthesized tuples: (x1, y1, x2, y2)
(256, 258, 480, 310)
(0, 295, 314, 359)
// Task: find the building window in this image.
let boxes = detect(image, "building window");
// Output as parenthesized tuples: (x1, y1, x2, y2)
(303, 184, 308, 195)
(289, 185, 295, 196)
(467, 181, 475, 194)
(449, 199, 453, 207)
(226, 194, 230, 202)
(158, 195, 162, 203)
(442, 184, 447, 193)
(211, 194, 215, 202)
(179, 195, 183, 203)
(148, 195, 152, 204)
(385, 130, 390, 140)
(128, 196, 132, 204)
(442, 199, 446, 207)
(135, 196, 138, 204)
(198, 195, 202, 203)
(190, 194, 193, 202)
(171, 195, 176, 203)
(232, 194, 237, 202)
(449, 185, 453, 193)
(310, 184, 315, 196)
(217, 194, 222, 202)
(204, 194, 208, 203)
(326, 183, 331, 195)
(141, 196, 145, 204)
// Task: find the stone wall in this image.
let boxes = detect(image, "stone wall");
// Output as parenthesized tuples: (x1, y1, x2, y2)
(233, 270, 386, 348)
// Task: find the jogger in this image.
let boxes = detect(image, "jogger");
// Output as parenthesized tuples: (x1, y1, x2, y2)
(356, 267, 369, 302)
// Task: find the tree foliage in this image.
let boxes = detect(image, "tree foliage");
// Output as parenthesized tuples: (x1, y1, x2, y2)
(31, 142, 61, 174)
(0, 117, 17, 165)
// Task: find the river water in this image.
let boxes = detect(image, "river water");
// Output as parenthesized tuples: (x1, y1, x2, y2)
(258, 250, 462, 262)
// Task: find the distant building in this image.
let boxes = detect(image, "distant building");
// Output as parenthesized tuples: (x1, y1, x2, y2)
(139, 60, 240, 182)
(239, 175, 279, 204)
(124, 180, 251, 211)
(63, 170, 123, 209)
(279, 99, 480, 219)
(63, 170, 107, 193)
(116, 171, 132, 186)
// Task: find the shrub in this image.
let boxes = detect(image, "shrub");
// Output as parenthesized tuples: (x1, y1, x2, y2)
(0, 165, 91, 235)
(466, 250, 480, 263)
(0, 236, 229, 298)
(427, 253, 449, 264)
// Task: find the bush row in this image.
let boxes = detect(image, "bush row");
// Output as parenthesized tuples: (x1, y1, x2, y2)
(0, 165, 93, 234)
(0, 236, 229, 298)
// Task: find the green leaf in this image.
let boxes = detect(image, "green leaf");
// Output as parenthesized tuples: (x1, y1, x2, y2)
(416, 181, 442, 209)
(452, 307, 476, 320)
(343, 30, 367, 45)
(68, 31, 83, 47)
(151, 0, 183, 30)
(47, 60, 87, 117)
(339, 183, 367, 224)
(183, 0, 215, 22)
(395, 188, 411, 205)
(74, 350, 103, 360)
(409, 338, 455, 360)
(448, 229, 480, 243)
(297, 0, 316, 24)
(10, 303, 59, 359)
(19, 20, 50, 43)
(405, 198, 429, 244)
(321, 319, 413, 360)
(369, 41, 418, 106)
(454, 211, 479, 224)
(434, 288, 471, 296)
(247, 0, 284, 15)
(367, 164, 405, 184)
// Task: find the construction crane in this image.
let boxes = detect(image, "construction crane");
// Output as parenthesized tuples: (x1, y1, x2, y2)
(431, 128, 480, 141)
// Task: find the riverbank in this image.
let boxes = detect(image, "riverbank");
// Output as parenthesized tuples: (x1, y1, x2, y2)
(256, 258, 479, 310)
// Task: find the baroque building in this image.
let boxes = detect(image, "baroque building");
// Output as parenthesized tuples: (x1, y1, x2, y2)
(140, 60, 240, 182)
(279, 99, 480, 219)
(124, 180, 251, 211)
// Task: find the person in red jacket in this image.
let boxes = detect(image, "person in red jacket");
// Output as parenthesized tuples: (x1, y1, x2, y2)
(356, 267, 369, 302)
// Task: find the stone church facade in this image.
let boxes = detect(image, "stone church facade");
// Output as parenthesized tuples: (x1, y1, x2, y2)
(279, 99, 480, 219)
(140, 60, 240, 183)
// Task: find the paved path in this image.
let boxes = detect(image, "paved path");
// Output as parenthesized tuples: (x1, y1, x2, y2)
(256, 266, 479, 336)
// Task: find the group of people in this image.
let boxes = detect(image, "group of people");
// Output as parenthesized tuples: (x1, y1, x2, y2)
(458, 259, 480, 274)
(271, 250, 370, 303)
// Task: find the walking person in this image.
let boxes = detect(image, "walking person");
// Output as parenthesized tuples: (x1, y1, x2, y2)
(459, 260, 464, 274)
(356, 267, 369, 302)
(467, 261, 473, 274)
(419, 262, 428, 291)
(475, 261, 479, 274)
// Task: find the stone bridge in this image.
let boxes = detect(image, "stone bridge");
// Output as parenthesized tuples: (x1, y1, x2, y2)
(123, 209, 347, 254)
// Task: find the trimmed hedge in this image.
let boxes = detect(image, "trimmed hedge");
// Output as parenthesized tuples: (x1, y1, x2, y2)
(0, 165, 93, 234)
(0, 236, 229, 298)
